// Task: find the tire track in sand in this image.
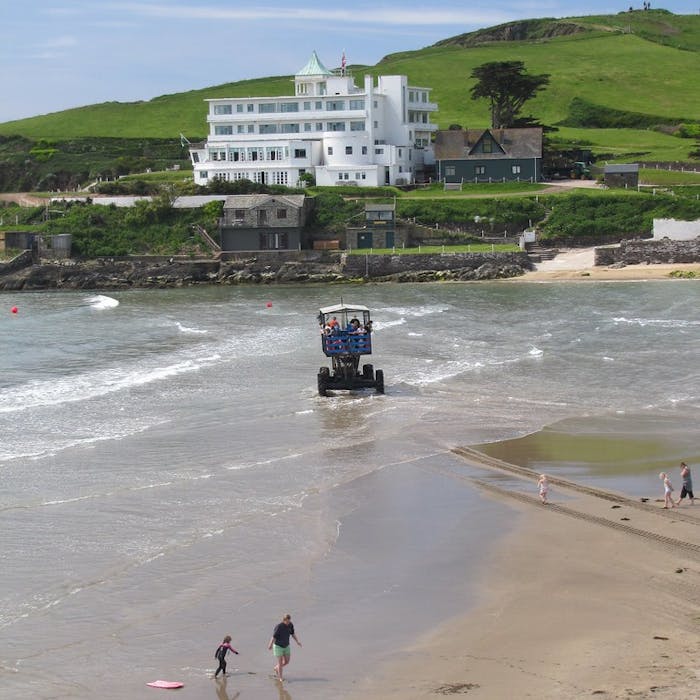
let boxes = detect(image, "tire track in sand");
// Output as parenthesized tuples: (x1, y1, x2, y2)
(452, 446, 700, 526)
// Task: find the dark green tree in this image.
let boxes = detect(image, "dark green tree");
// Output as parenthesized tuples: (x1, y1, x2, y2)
(469, 61, 550, 128)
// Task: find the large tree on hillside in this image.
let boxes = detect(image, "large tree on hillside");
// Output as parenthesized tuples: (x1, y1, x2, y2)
(469, 61, 550, 129)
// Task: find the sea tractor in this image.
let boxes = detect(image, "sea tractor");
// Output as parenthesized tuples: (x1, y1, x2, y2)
(317, 303, 384, 396)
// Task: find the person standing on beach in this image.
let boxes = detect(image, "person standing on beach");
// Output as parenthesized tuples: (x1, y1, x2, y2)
(268, 613, 301, 682)
(214, 635, 239, 679)
(538, 474, 549, 504)
(675, 462, 694, 506)
(659, 472, 676, 508)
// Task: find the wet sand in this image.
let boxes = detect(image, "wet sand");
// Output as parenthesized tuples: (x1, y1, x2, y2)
(348, 449, 700, 700)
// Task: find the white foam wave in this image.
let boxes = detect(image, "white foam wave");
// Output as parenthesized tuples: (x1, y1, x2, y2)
(529, 346, 543, 357)
(373, 317, 406, 331)
(377, 304, 449, 317)
(0, 353, 222, 415)
(613, 316, 700, 328)
(176, 322, 208, 334)
(86, 294, 119, 310)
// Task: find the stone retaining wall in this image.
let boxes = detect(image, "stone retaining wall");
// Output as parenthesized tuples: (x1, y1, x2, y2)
(0, 250, 33, 274)
(343, 252, 531, 278)
(595, 238, 700, 266)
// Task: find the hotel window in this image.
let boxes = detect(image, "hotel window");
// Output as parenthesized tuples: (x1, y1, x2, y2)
(361, 146, 367, 155)
(236, 104, 243, 113)
(214, 125, 233, 135)
(350, 121, 365, 131)
(213, 104, 232, 115)
(304, 123, 312, 132)
(294, 148, 307, 158)
(422, 92, 428, 102)
(328, 100, 345, 111)
(303, 101, 311, 110)
(280, 102, 299, 113)
(297, 82, 310, 95)
(237, 125, 245, 133)
(398, 149, 402, 158)
(259, 124, 278, 134)
(327, 146, 333, 155)
(247, 125, 254, 133)
(327, 122, 345, 131)
(409, 91, 415, 101)
(349, 99, 365, 110)
(318, 82, 327, 95)
(281, 123, 300, 133)
(266, 147, 284, 160)
(373, 121, 378, 128)
(234, 209, 245, 219)
(375, 148, 384, 154)
(482, 138, 493, 153)
(200, 171, 208, 179)
(315, 101, 323, 110)
(247, 104, 254, 112)
(512, 165, 521, 174)
(210, 150, 227, 161)
(259, 103, 276, 113)
(345, 146, 353, 155)
(475, 166, 486, 175)
(315, 123, 323, 131)
(373, 100, 378, 108)
(277, 208, 287, 219)
(192, 153, 199, 163)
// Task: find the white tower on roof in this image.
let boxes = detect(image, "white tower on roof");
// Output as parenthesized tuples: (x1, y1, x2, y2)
(188, 50, 438, 190)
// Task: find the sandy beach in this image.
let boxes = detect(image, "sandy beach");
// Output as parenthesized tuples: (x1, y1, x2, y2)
(348, 449, 700, 700)
(517, 247, 700, 282)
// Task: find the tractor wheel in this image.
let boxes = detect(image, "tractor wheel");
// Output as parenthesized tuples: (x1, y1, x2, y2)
(319, 366, 330, 378)
(375, 369, 384, 394)
(362, 363, 374, 379)
(318, 371, 328, 397)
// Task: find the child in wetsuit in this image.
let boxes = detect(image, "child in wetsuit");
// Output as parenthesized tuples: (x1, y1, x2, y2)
(214, 635, 239, 678)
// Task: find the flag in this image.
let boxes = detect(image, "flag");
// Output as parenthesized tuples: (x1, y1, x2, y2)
(341, 51, 346, 74)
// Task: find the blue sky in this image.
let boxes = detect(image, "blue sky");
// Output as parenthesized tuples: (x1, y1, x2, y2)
(2, 1, 698, 123)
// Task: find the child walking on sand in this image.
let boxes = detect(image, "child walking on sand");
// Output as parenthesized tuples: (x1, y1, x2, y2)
(214, 635, 239, 679)
(659, 472, 676, 509)
(538, 474, 549, 504)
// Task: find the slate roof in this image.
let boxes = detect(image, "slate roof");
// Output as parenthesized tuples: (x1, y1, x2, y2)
(435, 128, 543, 161)
(603, 163, 639, 174)
(223, 194, 306, 210)
(296, 50, 333, 77)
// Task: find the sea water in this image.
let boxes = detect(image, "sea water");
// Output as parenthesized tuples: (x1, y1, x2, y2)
(1, 281, 698, 699)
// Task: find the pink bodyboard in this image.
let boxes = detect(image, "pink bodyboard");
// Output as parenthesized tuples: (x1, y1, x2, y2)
(147, 680, 184, 689)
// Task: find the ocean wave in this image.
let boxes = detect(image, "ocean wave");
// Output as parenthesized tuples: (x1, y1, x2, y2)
(175, 321, 208, 334)
(376, 304, 449, 317)
(0, 354, 222, 415)
(613, 316, 700, 328)
(372, 317, 406, 331)
(86, 295, 119, 310)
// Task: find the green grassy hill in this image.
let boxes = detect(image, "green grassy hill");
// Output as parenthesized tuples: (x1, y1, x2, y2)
(1, 9, 699, 164)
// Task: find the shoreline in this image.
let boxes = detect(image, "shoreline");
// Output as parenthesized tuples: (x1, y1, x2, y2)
(348, 451, 700, 699)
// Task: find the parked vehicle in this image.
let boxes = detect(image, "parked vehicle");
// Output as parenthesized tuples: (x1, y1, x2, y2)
(317, 303, 384, 396)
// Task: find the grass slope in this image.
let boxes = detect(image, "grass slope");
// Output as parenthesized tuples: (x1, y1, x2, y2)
(0, 10, 698, 163)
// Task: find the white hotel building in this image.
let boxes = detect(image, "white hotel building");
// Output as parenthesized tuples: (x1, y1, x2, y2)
(189, 51, 438, 188)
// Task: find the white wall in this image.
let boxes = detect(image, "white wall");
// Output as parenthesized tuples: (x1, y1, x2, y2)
(653, 218, 700, 241)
